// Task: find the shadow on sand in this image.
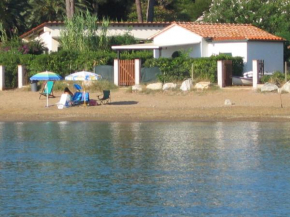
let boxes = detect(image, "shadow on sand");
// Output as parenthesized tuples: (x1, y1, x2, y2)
(108, 101, 138, 105)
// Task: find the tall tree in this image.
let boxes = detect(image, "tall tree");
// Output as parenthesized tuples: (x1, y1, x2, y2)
(0, 0, 30, 36)
(136, 0, 143, 22)
(66, 0, 75, 19)
(146, 0, 155, 22)
(27, 0, 65, 28)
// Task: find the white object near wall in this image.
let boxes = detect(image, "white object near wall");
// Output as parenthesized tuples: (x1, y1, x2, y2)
(217, 60, 224, 88)
(114, 59, 119, 86)
(0, 65, 5, 91)
(153, 49, 160, 58)
(18, 65, 24, 88)
(252, 60, 258, 89)
(135, 59, 141, 85)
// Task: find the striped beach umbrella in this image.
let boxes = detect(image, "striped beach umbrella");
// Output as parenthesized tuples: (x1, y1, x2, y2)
(65, 71, 102, 105)
(30, 71, 63, 81)
(64, 71, 102, 81)
(30, 71, 63, 107)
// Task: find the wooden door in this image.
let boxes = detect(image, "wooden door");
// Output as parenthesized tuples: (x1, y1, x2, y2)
(223, 60, 232, 86)
(119, 60, 135, 86)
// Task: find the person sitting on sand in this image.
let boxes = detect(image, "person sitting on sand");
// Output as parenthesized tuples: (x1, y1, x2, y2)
(64, 87, 74, 104)
(64, 87, 73, 97)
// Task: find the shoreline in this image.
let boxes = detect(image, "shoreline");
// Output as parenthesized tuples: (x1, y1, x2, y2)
(1, 88, 290, 122)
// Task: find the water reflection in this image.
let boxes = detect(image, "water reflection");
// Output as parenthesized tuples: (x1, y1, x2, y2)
(0, 121, 290, 216)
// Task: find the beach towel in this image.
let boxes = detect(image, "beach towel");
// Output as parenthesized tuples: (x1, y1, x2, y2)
(56, 94, 71, 109)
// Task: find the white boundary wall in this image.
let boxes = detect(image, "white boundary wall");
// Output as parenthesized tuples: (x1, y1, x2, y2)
(0, 66, 5, 90)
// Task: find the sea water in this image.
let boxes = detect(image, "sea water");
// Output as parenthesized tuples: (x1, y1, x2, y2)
(0, 121, 290, 216)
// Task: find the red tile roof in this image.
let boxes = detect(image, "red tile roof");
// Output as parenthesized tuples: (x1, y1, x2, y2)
(20, 21, 171, 39)
(149, 22, 285, 41)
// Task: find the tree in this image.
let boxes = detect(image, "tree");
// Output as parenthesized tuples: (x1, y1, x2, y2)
(146, 0, 155, 22)
(136, 0, 143, 22)
(128, 0, 211, 22)
(0, 0, 30, 36)
(27, 0, 66, 28)
(170, 0, 211, 21)
(66, 0, 75, 19)
(202, 0, 287, 35)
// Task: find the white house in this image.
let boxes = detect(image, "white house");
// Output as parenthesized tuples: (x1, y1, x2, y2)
(20, 21, 171, 53)
(112, 22, 285, 73)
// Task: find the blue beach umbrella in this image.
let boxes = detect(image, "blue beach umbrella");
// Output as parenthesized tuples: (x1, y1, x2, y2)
(30, 71, 63, 107)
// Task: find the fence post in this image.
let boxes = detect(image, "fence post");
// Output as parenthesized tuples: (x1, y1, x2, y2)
(285, 61, 288, 82)
(0, 65, 5, 91)
(114, 59, 119, 86)
(252, 60, 258, 89)
(134, 59, 141, 85)
(18, 65, 24, 88)
(217, 60, 224, 88)
(153, 49, 160, 58)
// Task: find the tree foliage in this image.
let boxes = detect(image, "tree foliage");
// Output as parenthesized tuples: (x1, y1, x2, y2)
(203, 0, 289, 37)
(128, 0, 211, 21)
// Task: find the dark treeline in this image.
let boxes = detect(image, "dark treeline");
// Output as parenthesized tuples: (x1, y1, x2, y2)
(0, 0, 211, 37)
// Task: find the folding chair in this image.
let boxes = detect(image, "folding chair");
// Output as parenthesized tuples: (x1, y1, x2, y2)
(97, 90, 111, 105)
(39, 81, 55, 99)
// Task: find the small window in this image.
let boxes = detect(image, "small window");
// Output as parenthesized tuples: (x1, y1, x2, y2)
(172, 51, 182, 58)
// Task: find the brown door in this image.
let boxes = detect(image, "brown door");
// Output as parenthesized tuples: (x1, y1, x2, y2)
(119, 60, 135, 86)
(223, 60, 232, 86)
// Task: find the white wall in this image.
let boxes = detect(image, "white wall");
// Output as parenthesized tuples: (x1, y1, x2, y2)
(207, 41, 248, 59)
(37, 32, 54, 52)
(201, 38, 209, 57)
(247, 41, 284, 73)
(160, 44, 201, 58)
(40, 24, 166, 52)
(102, 26, 165, 39)
(46, 25, 165, 40)
(154, 25, 202, 45)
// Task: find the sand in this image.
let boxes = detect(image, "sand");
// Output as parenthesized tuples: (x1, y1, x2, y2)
(1, 87, 290, 122)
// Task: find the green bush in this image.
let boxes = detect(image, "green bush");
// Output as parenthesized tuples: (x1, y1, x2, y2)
(261, 71, 285, 86)
(144, 55, 244, 83)
(0, 49, 242, 88)
(260, 75, 271, 84)
(0, 53, 20, 88)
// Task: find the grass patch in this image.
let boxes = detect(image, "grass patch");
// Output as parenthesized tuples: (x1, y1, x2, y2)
(37, 80, 118, 92)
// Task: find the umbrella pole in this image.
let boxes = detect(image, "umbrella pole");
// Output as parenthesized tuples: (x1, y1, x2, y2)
(83, 86, 86, 106)
(46, 83, 49, 107)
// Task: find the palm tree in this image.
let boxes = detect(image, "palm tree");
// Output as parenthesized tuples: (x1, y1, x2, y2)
(27, 0, 66, 28)
(0, 0, 30, 36)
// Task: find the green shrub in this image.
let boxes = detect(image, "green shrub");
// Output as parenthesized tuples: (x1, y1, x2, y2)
(144, 55, 244, 83)
(261, 71, 285, 86)
(0, 53, 20, 88)
(260, 75, 271, 83)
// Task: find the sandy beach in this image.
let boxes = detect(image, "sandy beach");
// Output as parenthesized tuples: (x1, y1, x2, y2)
(1, 87, 290, 122)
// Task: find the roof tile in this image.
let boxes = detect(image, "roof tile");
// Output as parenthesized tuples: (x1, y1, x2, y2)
(174, 22, 284, 41)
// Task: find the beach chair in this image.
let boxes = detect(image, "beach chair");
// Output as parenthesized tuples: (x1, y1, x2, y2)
(97, 90, 111, 105)
(71, 92, 90, 106)
(39, 81, 55, 99)
(73, 83, 82, 92)
(56, 93, 71, 109)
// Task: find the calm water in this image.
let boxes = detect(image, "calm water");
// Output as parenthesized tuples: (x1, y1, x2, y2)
(0, 121, 290, 216)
